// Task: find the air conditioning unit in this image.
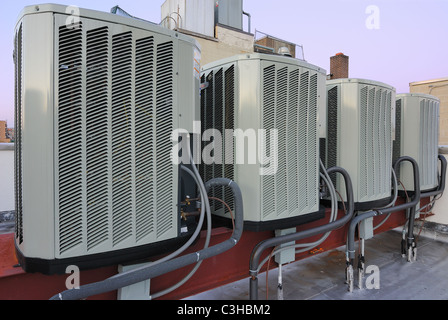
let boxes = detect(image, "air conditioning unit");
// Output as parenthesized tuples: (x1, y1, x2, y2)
(199, 53, 326, 231)
(13, 4, 201, 274)
(394, 93, 440, 192)
(322, 79, 396, 210)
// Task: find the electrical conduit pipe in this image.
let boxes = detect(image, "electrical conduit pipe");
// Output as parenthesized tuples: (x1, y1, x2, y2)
(249, 166, 354, 301)
(50, 178, 244, 300)
(345, 156, 421, 292)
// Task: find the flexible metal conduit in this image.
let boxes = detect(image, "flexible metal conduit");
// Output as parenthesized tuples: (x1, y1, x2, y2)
(346, 156, 420, 270)
(421, 155, 447, 199)
(249, 166, 354, 301)
(400, 154, 447, 255)
(49, 178, 244, 300)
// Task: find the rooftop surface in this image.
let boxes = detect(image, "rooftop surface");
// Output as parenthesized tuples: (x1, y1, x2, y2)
(187, 227, 448, 300)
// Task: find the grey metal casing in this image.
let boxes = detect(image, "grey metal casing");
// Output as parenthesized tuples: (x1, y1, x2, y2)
(394, 93, 440, 192)
(200, 53, 326, 225)
(324, 79, 396, 204)
(214, 0, 243, 30)
(14, 4, 200, 262)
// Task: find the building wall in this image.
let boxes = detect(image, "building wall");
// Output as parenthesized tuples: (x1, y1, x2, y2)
(189, 25, 254, 67)
(0, 145, 14, 212)
(0, 121, 10, 143)
(6, 128, 14, 142)
(410, 78, 448, 145)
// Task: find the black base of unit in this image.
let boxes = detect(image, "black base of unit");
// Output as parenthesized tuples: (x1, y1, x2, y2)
(353, 196, 395, 212)
(213, 205, 327, 233)
(321, 195, 395, 212)
(398, 186, 438, 198)
(15, 225, 198, 276)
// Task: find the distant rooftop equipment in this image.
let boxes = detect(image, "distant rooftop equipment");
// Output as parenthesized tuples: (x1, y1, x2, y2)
(110, 5, 156, 24)
(394, 93, 440, 192)
(254, 30, 305, 61)
(215, 0, 243, 31)
(200, 53, 326, 231)
(278, 47, 292, 57)
(322, 79, 396, 210)
(14, 4, 201, 275)
(161, 0, 215, 37)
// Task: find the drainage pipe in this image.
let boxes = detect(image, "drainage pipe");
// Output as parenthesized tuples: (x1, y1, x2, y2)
(249, 166, 354, 300)
(50, 178, 244, 300)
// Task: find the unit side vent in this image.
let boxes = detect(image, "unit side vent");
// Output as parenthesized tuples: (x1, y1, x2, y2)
(155, 41, 175, 238)
(200, 64, 236, 215)
(14, 23, 24, 245)
(326, 85, 338, 188)
(393, 98, 402, 180)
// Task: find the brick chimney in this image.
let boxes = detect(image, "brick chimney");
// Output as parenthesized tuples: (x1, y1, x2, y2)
(329, 53, 349, 79)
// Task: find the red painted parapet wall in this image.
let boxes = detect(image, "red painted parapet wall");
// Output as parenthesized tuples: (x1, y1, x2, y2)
(0, 198, 430, 300)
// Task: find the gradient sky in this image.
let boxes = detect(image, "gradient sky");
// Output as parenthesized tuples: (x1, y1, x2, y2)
(1, 0, 447, 127)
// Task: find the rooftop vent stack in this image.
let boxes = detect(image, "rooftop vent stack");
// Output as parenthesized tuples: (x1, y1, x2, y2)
(13, 4, 201, 275)
(278, 47, 292, 57)
(200, 53, 327, 231)
(394, 93, 440, 193)
(322, 79, 396, 210)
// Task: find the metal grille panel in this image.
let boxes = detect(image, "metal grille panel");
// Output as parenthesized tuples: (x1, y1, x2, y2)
(86, 26, 109, 250)
(262, 65, 276, 218)
(200, 65, 236, 216)
(111, 31, 133, 246)
(393, 99, 402, 180)
(52, 18, 178, 257)
(261, 64, 320, 219)
(420, 99, 439, 189)
(155, 41, 175, 238)
(326, 86, 338, 188)
(396, 94, 439, 191)
(359, 86, 393, 201)
(135, 36, 155, 242)
(57, 23, 84, 254)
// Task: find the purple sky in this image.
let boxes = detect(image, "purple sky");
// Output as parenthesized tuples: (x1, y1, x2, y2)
(1, 0, 447, 127)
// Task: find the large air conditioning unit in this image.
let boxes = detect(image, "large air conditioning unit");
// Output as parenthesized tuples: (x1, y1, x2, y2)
(394, 93, 440, 192)
(322, 79, 396, 210)
(13, 4, 201, 274)
(200, 53, 326, 231)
